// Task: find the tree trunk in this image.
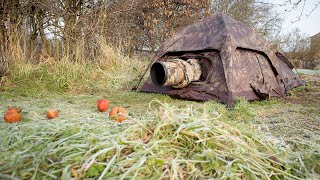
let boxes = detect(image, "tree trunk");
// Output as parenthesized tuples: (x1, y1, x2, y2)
(37, 11, 47, 52)
(63, 0, 83, 60)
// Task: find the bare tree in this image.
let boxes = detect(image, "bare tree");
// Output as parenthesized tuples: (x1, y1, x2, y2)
(280, 28, 310, 60)
(139, 0, 211, 50)
(280, 0, 320, 22)
(0, 0, 287, 66)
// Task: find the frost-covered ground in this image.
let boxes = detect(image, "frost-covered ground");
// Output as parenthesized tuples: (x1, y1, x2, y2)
(295, 69, 320, 75)
(0, 75, 319, 179)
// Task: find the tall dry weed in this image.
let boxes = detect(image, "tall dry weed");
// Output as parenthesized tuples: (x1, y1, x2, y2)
(3, 34, 147, 94)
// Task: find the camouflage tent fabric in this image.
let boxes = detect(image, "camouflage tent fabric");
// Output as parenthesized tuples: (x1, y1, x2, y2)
(139, 12, 305, 105)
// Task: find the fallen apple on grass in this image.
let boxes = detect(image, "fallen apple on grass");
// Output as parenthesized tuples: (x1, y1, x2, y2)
(3, 107, 23, 123)
(109, 106, 126, 122)
(47, 109, 59, 119)
(97, 99, 109, 112)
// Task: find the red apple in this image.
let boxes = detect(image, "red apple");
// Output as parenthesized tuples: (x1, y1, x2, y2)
(109, 106, 126, 122)
(7, 107, 21, 113)
(97, 99, 109, 112)
(4, 108, 23, 123)
(47, 109, 59, 119)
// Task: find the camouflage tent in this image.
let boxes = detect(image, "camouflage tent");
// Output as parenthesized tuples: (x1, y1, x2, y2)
(139, 12, 304, 105)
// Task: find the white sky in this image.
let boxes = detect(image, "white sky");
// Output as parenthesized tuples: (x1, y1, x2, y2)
(268, 0, 320, 37)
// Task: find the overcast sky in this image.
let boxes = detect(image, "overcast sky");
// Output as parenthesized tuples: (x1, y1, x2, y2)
(268, 0, 320, 37)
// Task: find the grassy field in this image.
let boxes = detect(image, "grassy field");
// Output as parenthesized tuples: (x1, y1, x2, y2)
(1, 72, 319, 179)
(1, 47, 319, 179)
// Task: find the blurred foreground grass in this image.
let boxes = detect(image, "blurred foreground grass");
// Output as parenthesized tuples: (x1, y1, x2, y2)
(0, 77, 319, 179)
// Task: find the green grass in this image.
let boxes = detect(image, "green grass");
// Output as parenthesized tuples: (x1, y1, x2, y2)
(3, 62, 145, 95)
(2, 43, 147, 96)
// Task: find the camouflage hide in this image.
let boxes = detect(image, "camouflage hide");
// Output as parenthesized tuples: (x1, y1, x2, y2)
(140, 12, 305, 106)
